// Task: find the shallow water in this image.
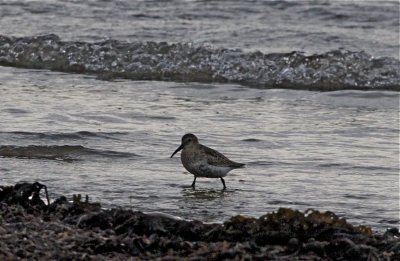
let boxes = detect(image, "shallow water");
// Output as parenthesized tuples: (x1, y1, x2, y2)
(0, 0, 399, 232)
(0, 66, 398, 231)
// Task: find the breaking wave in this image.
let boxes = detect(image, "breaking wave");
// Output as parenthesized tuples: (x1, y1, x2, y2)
(0, 34, 399, 91)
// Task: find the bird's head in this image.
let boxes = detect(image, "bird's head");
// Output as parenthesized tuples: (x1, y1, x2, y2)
(170, 133, 199, 158)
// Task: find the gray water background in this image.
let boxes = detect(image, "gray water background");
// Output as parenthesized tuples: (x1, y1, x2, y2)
(1, 0, 398, 58)
(0, 0, 399, 231)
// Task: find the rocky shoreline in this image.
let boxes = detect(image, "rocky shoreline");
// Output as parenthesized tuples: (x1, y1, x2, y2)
(0, 182, 399, 260)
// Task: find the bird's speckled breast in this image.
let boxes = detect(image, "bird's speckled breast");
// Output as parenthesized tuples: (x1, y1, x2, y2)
(181, 148, 201, 175)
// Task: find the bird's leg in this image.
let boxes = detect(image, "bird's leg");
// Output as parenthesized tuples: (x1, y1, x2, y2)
(191, 176, 197, 189)
(220, 177, 226, 190)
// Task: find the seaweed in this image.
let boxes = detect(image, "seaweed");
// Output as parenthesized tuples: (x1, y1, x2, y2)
(0, 182, 398, 260)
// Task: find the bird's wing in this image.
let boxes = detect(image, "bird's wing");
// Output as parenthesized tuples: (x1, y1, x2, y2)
(201, 145, 245, 168)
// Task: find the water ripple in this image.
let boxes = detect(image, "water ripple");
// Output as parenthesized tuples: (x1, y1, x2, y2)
(0, 145, 139, 161)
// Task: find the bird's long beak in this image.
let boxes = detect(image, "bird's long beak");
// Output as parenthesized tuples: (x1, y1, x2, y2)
(170, 144, 183, 158)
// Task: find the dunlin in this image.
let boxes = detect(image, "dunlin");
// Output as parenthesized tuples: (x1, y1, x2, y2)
(170, 133, 245, 189)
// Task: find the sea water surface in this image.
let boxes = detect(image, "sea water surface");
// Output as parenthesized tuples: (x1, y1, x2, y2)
(0, 66, 398, 231)
(0, 0, 399, 232)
